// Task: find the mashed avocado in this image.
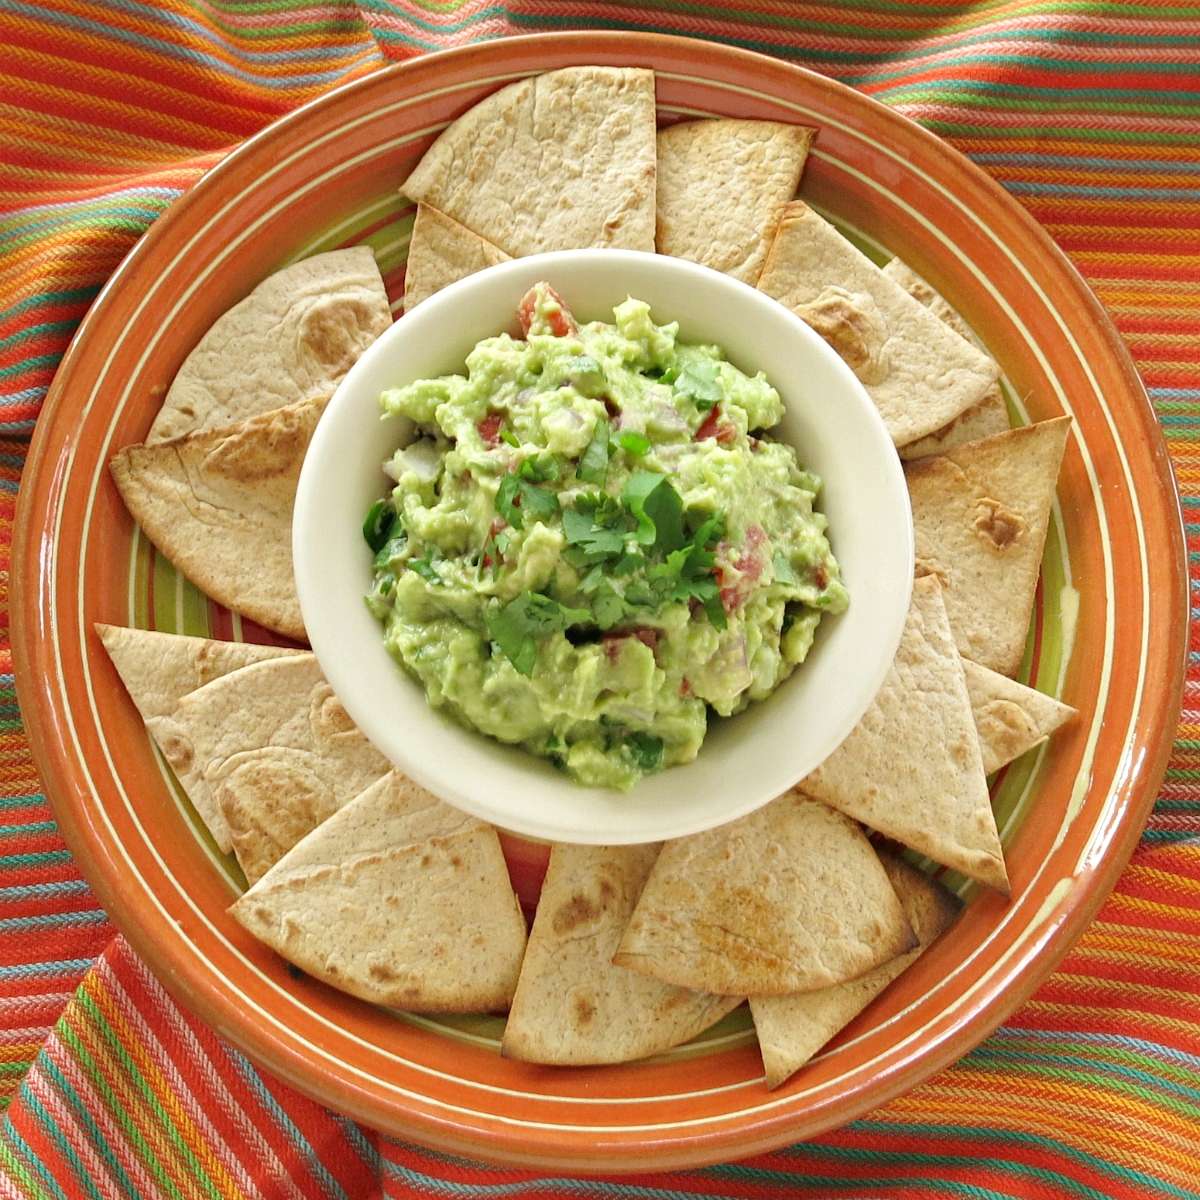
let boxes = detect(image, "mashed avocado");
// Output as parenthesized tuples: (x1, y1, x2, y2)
(364, 282, 847, 790)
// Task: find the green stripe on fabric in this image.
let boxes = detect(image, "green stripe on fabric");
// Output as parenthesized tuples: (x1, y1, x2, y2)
(57, 1018, 185, 1200)
(74, 992, 223, 1200)
(0, 289, 98, 325)
(37, 1055, 142, 1200)
(19, 1090, 107, 1200)
(0, 1135, 52, 1200)
(931, 121, 1200, 146)
(0, 323, 74, 354)
(841, 1121, 1200, 1200)
(2, 1125, 70, 1200)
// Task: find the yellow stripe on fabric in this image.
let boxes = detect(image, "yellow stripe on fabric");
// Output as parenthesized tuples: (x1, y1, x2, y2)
(78, 976, 243, 1200)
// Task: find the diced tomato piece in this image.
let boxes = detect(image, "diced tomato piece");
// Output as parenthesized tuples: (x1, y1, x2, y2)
(694, 405, 737, 445)
(477, 411, 503, 446)
(679, 677, 693, 698)
(517, 284, 578, 337)
(813, 563, 829, 590)
(602, 627, 660, 660)
(482, 555, 493, 569)
(695, 406, 722, 442)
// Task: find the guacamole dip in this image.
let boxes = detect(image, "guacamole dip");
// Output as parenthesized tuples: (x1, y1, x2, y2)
(364, 282, 848, 790)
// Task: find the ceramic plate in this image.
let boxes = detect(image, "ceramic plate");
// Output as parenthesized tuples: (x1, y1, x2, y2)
(13, 33, 1187, 1172)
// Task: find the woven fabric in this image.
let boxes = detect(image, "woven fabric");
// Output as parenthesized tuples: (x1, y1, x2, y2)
(1, 2, 1198, 1196)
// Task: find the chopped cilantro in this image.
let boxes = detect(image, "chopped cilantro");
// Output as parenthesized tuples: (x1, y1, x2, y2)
(500, 426, 521, 448)
(373, 534, 408, 569)
(615, 430, 651, 456)
(621, 472, 685, 554)
(496, 472, 560, 529)
(578, 420, 610, 485)
(518, 452, 563, 483)
(625, 732, 664, 772)
(408, 549, 441, 584)
(563, 506, 627, 560)
(362, 499, 395, 553)
(486, 591, 590, 676)
(674, 360, 722, 411)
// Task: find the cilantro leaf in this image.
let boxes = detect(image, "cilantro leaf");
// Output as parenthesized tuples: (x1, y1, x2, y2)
(362, 499, 396, 553)
(500, 426, 521, 448)
(674, 360, 723, 411)
(563, 506, 627, 560)
(577, 420, 610, 485)
(591, 581, 630, 630)
(495, 472, 560, 529)
(518, 452, 563, 483)
(373, 534, 408, 569)
(486, 591, 590, 676)
(408, 548, 441, 584)
(625, 732, 664, 772)
(621, 472, 685, 554)
(615, 430, 651, 456)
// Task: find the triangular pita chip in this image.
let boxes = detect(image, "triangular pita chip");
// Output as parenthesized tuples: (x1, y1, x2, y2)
(111, 396, 323, 641)
(655, 119, 813, 283)
(502, 844, 741, 1066)
(403, 204, 510, 312)
(149, 247, 390, 443)
(614, 794, 916, 996)
(756, 201, 998, 447)
(96, 624, 302, 721)
(802, 576, 1009, 891)
(147, 653, 388, 873)
(231, 772, 527, 1013)
(964, 658, 1076, 775)
(905, 417, 1071, 676)
(401, 67, 656, 256)
(883, 258, 1011, 460)
(750, 850, 959, 1088)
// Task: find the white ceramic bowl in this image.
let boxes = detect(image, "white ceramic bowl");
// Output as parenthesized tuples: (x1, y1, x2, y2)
(294, 250, 912, 844)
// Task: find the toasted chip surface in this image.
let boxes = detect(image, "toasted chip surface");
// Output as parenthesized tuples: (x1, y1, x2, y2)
(614, 794, 916, 996)
(403, 205, 510, 312)
(655, 119, 813, 283)
(905, 417, 1071, 676)
(750, 851, 958, 1088)
(757, 202, 997, 447)
(401, 67, 657, 256)
(232, 773, 527, 1013)
(149, 247, 390, 443)
(147, 654, 388, 871)
(964, 658, 1076, 774)
(883, 258, 1012, 460)
(111, 396, 324, 641)
(802, 576, 1009, 891)
(503, 843, 740, 1066)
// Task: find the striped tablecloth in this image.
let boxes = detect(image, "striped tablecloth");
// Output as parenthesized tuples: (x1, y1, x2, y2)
(2, 3, 1198, 1196)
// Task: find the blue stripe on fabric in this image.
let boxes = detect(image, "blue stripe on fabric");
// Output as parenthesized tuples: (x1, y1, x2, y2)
(0, 880, 92, 903)
(0, 0, 362, 86)
(1, 1121, 71, 1200)
(226, 1050, 352, 1200)
(0, 960, 94, 981)
(330, 1114, 379, 1176)
(0, 479, 21, 492)
(7, 207, 170, 243)
(36, 1055, 141, 1200)
(6, 189, 183, 222)
(0, 794, 45, 810)
(833, 1123, 1200, 1200)
(0, 851, 72, 868)
(0, 912, 107, 934)
(0, 419, 38, 435)
(970, 152, 1200, 174)
(1002, 182, 1200, 200)
(19, 1089, 107, 1200)
(1151, 389, 1200, 400)
(992, 1027, 1200, 1072)
(0, 823, 58, 839)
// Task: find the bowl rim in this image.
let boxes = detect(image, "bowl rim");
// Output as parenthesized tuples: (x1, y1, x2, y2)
(292, 247, 914, 843)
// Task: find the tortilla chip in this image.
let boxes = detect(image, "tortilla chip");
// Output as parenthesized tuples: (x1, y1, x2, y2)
(401, 67, 656, 256)
(802, 576, 1009, 891)
(756, 202, 998, 447)
(231, 772, 527, 1013)
(614, 794, 916, 996)
(502, 844, 741, 1065)
(149, 247, 390, 443)
(964, 658, 1076, 774)
(655, 119, 814, 283)
(750, 851, 959, 1088)
(403, 205, 510, 312)
(883, 258, 1012, 460)
(147, 653, 388, 872)
(96, 625, 302, 722)
(111, 396, 323, 641)
(905, 417, 1072, 676)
